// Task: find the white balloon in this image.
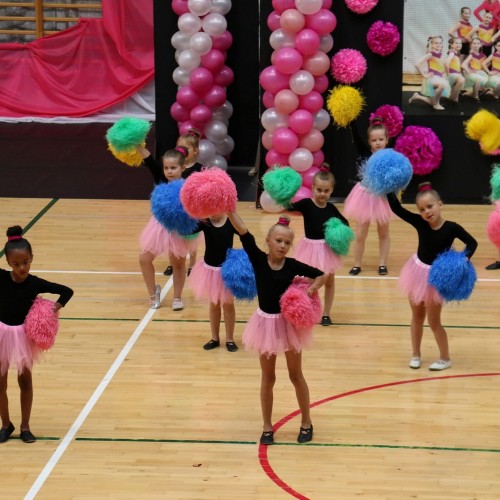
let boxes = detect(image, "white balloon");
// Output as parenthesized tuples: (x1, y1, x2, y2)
(175, 49, 181, 63)
(289, 147, 313, 172)
(319, 34, 334, 53)
(295, 0, 322, 15)
(260, 191, 285, 213)
(212, 101, 234, 121)
(204, 120, 228, 143)
(210, 154, 228, 170)
(171, 31, 190, 50)
(289, 70, 314, 95)
(269, 29, 295, 50)
(313, 109, 331, 131)
(177, 49, 201, 71)
(202, 13, 227, 37)
(173, 67, 190, 86)
(189, 31, 212, 55)
(261, 108, 288, 132)
(187, 0, 211, 16)
(210, 0, 232, 15)
(198, 139, 217, 164)
(178, 13, 202, 36)
(215, 135, 235, 156)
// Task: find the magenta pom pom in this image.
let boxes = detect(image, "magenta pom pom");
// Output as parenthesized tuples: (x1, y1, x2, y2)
(487, 203, 500, 249)
(330, 49, 367, 84)
(367, 21, 400, 57)
(24, 297, 59, 350)
(280, 276, 322, 330)
(369, 104, 404, 138)
(345, 0, 378, 14)
(394, 126, 442, 175)
(180, 167, 238, 219)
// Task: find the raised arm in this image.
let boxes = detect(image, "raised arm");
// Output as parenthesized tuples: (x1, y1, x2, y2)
(227, 211, 248, 236)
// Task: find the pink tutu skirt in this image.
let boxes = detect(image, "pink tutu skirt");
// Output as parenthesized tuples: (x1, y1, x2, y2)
(293, 237, 341, 274)
(398, 254, 443, 305)
(343, 182, 392, 225)
(189, 261, 234, 305)
(139, 216, 201, 258)
(242, 308, 313, 358)
(0, 322, 42, 376)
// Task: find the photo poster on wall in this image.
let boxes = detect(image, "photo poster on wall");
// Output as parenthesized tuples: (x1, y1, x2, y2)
(402, 0, 500, 116)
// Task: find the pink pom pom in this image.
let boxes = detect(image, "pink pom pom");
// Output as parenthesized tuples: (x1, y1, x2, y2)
(367, 20, 400, 57)
(345, 0, 378, 14)
(487, 203, 500, 248)
(330, 49, 367, 84)
(24, 297, 59, 350)
(180, 167, 238, 219)
(394, 126, 442, 176)
(369, 104, 404, 138)
(280, 276, 322, 329)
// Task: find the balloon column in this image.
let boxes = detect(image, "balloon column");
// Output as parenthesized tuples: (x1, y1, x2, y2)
(171, 0, 234, 170)
(259, 0, 337, 211)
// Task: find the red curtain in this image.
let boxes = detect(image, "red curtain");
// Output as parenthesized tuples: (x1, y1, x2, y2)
(0, 0, 154, 117)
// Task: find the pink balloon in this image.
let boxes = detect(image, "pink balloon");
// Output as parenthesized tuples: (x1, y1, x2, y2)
(190, 104, 212, 125)
(176, 86, 200, 109)
(273, 127, 299, 154)
(179, 120, 196, 135)
(201, 49, 226, 72)
(299, 128, 324, 152)
(214, 65, 234, 86)
(289, 109, 314, 135)
(302, 51, 330, 76)
(312, 149, 325, 166)
(299, 91, 323, 113)
(260, 190, 285, 213)
(172, 0, 189, 15)
(291, 185, 313, 202)
(272, 0, 295, 13)
(189, 67, 214, 93)
(267, 10, 281, 31)
(274, 89, 299, 114)
(259, 65, 291, 94)
(313, 74, 329, 93)
(211, 31, 233, 51)
(203, 85, 226, 107)
(170, 102, 190, 122)
(262, 90, 275, 109)
(305, 9, 337, 36)
(301, 166, 320, 188)
(280, 9, 305, 34)
(262, 130, 274, 150)
(289, 147, 313, 172)
(274, 47, 303, 75)
(322, 0, 332, 8)
(266, 148, 289, 168)
(295, 29, 321, 56)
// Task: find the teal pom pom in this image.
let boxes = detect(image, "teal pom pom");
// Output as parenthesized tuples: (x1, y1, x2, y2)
(106, 117, 151, 152)
(491, 164, 500, 201)
(262, 166, 303, 206)
(428, 250, 477, 301)
(221, 249, 257, 301)
(323, 218, 354, 255)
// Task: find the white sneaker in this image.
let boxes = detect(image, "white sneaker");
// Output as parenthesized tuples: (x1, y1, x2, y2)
(429, 359, 451, 371)
(150, 285, 161, 309)
(409, 357, 421, 369)
(172, 298, 184, 311)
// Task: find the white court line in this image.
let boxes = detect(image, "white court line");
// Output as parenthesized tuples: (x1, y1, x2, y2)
(24, 279, 173, 500)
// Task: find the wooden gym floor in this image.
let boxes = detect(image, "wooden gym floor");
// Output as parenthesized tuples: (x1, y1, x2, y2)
(0, 198, 499, 499)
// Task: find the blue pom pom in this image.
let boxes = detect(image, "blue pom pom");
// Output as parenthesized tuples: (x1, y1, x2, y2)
(361, 148, 413, 195)
(151, 180, 198, 235)
(428, 250, 477, 301)
(221, 249, 257, 301)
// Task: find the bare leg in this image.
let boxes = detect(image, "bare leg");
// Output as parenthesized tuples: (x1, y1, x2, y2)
(18, 368, 33, 431)
(409, 300, 426, 358)
(222, 302, 236, 343)
(426, 302, 450, 360)
(322, 274, 335, 317)
(409, 92, 433, 106)
(352, 221, 370, 268)
(284, 350, 311, 429)
(450, 76, 464, 102)
(432, 85, 444, 110)
(170, 253, 186, 301)
(377, 223, 390, 267)
(139, 251, 156, 296)
(209, 302, 221, 342)
(188, 250, 197, 270)
(259, 355, 277, 432)
(0, 370, 10, 428)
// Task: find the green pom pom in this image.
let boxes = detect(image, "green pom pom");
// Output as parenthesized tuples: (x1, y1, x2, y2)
(180, 232, 199, 241)
(262, 166, 302, 206)
(491, 164, 500, 201)
(324, 217, 354, 256)
(106, 117, 151, 152)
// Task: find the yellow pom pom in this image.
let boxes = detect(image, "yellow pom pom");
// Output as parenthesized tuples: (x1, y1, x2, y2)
(108, 143, 144, 167)
(326, 85, 365, 128)
(465, 109, 500, 154)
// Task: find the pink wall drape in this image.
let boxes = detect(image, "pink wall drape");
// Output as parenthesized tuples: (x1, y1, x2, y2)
(0, 0, 154, 117)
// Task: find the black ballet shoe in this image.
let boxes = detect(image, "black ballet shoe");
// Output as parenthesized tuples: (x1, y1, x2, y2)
(349, 266, 361, 276)
(297, 425, 313, 443)
(203, 339, 220, 350)
(0, 423, 15, 443)
(260, 431, 274, 445)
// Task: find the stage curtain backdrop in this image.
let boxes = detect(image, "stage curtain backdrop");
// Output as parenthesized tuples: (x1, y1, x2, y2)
(0, 0, 153, 118)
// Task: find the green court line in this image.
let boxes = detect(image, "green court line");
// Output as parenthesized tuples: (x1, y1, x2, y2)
(76, 437, 257, 445)
(0, 198, 59, 258)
